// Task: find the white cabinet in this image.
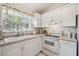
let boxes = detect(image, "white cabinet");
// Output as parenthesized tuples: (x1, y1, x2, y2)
(31, 39, 38, 55)
(35, 37, 42, 53)
(1, 36, 42, 56)
(50, 8, 62, 22)
(22, 40, 33, 56)
(59, 40, 77, 56)
(41, 8, 62, 27)
(41, 4, 76, 27)
(32, 37, 42, 55)
(61, 4, 76, 26)
(3, 43, 22, 56)
(34, 13, 41, 27)
(41, 12, 52, 27)
(0, 47, 2, 56)
(22, 37, 42, 56)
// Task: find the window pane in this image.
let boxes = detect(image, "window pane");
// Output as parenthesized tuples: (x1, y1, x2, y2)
(2, 6, 34, 32)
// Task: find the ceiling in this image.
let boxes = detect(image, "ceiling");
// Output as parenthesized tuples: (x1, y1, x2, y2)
(20, 3, 67, 14)
(20, 3, 53, 13)
(3, 3, 68, 14)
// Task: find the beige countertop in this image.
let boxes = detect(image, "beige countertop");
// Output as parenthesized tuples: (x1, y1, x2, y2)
(0, 34, 43, 46)
(59, 36, 77, 42)
(44, 35, 77, 42)
(0, 34, 77, 46)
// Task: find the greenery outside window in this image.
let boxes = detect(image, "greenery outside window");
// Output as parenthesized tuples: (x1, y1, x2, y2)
(2, 6, 34, 33)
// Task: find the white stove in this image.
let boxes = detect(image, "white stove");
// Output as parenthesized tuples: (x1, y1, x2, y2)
(43, 36, 59, 56)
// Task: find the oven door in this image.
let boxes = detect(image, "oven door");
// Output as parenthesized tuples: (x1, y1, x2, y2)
(45, 39, 59, 54)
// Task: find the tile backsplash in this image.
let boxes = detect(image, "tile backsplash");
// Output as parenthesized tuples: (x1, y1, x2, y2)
(62, 26, 77, 39)
(63, 26, 76, 33)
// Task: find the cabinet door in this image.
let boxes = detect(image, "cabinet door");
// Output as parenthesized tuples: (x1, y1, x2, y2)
(3, 43, 22, 56)
(36, 37, 42, 52)
(0, 47, 2, 56)
(22, 40, 33, 56)
(22, 37, 42, 56)
(59, 40, 77, 56)
(32, 37, 42, 55)
(41, 10, 61, 27)
(41, 13, 51, 27)
(51, 8, 62, 22)
(41, 8, 62, 27)
(3, 47, 21, 56)
(31, 39, 38, 55)
(61, 4, 76, 26)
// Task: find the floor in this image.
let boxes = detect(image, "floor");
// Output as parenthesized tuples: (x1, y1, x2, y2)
(37, 52, 46, 56)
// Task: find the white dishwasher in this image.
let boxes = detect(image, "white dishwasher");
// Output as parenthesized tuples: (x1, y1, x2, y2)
(59, 39, 77, 56)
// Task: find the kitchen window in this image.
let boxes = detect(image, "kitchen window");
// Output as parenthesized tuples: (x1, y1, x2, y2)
(2, 6, 34, 33)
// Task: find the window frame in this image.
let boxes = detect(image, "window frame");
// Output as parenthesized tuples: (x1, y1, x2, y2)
(2, 5, 34, 33)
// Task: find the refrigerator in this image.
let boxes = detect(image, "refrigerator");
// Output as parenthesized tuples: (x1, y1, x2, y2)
(76, 14, 78, 56)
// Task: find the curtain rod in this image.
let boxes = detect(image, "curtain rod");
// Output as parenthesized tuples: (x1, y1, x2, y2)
(2, 4, 33, 16)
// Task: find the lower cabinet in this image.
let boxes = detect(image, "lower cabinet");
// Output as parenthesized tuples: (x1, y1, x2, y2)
(59, 40, 77, 56)
(21, 40, 34, 56)
(35, 37, 42, 54)
(22, 37, 42, 56)
(0, 47, 2, 56)
(2, 37, 42, 56)
(3, 43, 22, 56)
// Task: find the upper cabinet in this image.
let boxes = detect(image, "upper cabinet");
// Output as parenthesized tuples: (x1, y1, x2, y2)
(41, 8, 62, 27)
(41, 4, 76, 27)
(50, 8, 62, 21)
(61, 4, 76, 26)
(41, 13, 51, 27)
(34, 13, 41, 27)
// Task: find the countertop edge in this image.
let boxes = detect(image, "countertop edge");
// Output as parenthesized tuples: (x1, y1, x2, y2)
(0, 35, 43, 46)
(59, 37, 77, 42)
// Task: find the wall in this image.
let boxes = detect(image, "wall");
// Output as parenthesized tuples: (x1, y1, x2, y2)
(63, 27, 76, 33)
